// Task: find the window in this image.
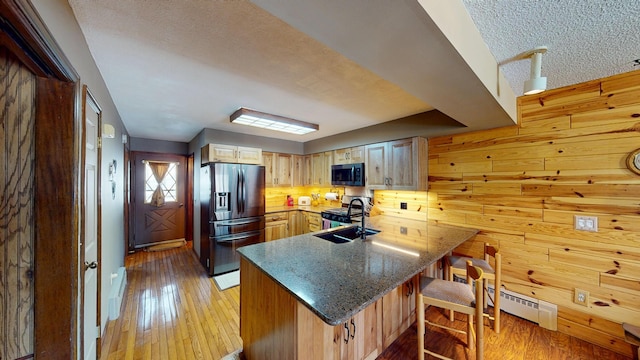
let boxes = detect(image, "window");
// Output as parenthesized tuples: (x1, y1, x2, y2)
(144, 161, 178, 205)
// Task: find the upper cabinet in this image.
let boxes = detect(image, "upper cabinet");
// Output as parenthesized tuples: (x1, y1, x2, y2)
(365, 137, 427, 190)
(203, 138, 426, 190)
(333, 146, 365, 165)
(292, 155, 305, 187)
(263, 152, 293, 187)
(311, 151, 333, 186)
(201, 144, 262, 165)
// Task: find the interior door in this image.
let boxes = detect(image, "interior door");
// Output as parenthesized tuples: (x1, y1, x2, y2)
(82, 86, 101, 359)
(132, 151, 186, 248)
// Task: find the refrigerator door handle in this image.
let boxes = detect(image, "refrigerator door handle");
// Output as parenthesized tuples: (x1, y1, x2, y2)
(214, 219, 260, 227)
(215, 230, 262, 243)
(241, 168, 246, 214)
(236, 169, 241, 214)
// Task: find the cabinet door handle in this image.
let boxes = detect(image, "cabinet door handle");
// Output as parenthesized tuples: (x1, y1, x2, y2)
(350, 318, 356, 339)
(344, 322, 350, 344)
(405, 281, 414, 296)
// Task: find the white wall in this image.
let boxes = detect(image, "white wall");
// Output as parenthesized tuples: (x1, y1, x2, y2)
(32, 0, 127, 334)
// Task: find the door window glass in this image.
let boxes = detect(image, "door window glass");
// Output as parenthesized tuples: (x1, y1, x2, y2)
(144, 161, 178, 204)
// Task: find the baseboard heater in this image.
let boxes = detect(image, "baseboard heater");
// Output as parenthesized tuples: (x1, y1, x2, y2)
(108, 266, 127, 320)
(454, 275, 557, 330)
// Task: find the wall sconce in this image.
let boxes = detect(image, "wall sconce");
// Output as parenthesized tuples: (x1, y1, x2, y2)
(500, 46, 549, 96)
(230, 107, 319, 135)
(522, 46, 548, 95)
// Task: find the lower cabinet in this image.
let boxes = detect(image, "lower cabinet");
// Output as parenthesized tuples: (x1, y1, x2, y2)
(265, 211, 288, 242)
(297, 299, 382, 360)
(303, 212, 322, 233)
(288, 211, 303, 236)
(381, 275, 418, 348)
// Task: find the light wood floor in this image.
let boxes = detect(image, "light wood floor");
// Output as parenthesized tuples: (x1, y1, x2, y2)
(100, 242, 631, 360)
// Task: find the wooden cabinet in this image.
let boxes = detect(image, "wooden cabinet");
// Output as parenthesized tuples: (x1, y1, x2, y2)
(381, 275, 418, 348)
(311, 151, 333, 186)
(364, 142, 387, 188)
(265, 211, 288, 242)
(365, 137, 427, 190)
(303, 155, 312, 185)
(263, 152, 293, 187)
(303, 212, 322, 233)
(292, 155, 305, 187)
(311, 153, 324, 185)
(334, 146, 365, 165)
(297, 299, 382, 360)
(288, 211, 303, 236)
(201, 143, 262, 164)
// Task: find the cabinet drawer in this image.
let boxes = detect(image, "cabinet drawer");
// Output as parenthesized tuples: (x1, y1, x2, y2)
(266, 212, 288, 222)
(306, 214, 321, 226)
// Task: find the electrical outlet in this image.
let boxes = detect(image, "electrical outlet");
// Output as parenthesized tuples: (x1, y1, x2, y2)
(574, 288, 589, 306)
(400, 202, 407, 210)
(400, 226, 407, 235)
(574, 215, 598, 232)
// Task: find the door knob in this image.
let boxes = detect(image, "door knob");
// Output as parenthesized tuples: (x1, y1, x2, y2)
(84, 261, 98, 271)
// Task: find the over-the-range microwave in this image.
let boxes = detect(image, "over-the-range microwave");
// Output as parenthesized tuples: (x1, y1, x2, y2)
(331, 163, 365, 186)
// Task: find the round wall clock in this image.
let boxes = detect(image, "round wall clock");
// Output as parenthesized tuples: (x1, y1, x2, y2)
(626, 148, 640, 175)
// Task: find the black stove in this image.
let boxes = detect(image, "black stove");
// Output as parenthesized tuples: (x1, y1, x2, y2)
(321, 207, 363, 223)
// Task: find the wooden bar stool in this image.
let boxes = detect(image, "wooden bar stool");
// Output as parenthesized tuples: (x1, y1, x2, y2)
(445, 243, 502, 333)
(623, 323, 640, 360)
(417, 260, 484, 360)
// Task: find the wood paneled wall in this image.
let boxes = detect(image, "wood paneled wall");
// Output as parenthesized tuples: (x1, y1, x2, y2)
(428, 69, 640, 357)
(372, 190, 428, 221)
(0, 47, 36, 359)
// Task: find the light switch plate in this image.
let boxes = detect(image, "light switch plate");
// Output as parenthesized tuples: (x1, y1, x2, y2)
(574, 215, 598, 232)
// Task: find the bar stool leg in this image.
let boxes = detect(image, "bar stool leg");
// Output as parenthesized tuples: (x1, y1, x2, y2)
(417, 293, 425, 360)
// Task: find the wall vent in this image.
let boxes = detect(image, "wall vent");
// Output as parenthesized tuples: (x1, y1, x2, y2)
(454, 275, 557, 330)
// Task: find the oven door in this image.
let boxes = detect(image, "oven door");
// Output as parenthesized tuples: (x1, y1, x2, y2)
(322, 219, 353, 230)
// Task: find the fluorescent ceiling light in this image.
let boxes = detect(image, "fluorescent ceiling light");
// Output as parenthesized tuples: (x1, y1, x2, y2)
(230, 108, 318, 135)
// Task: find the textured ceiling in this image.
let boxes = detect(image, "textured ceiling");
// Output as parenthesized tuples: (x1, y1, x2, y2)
(462, 0, 640, 94)
(67, 0, 639, 143)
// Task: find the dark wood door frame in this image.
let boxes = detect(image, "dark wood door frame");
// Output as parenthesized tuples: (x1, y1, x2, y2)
(186, 153, 194, 242)
(2, 0, 83, 358)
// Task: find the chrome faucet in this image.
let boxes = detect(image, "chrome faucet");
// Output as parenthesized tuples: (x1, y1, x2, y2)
(347, 198, 366, 240)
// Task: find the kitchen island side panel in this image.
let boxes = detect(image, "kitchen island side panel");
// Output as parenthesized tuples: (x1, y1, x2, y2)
(240, 258, 297, 360)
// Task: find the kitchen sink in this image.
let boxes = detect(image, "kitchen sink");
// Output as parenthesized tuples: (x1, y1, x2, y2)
(314, 226, 380, 243)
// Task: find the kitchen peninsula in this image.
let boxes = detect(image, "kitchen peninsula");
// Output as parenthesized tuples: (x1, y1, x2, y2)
(237, 215, 478, 360)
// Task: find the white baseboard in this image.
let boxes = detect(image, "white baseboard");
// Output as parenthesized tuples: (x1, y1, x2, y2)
(108, 267, 127, 320)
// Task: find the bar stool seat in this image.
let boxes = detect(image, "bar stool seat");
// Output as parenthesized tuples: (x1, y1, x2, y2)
(623, 323, 640, 360)
(418, 260, 484, 360)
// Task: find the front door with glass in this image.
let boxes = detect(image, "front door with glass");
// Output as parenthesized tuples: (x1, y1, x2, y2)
(131, 151, 187, 248)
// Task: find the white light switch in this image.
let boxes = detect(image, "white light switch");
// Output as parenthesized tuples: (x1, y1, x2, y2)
(574, 215, 598, 232)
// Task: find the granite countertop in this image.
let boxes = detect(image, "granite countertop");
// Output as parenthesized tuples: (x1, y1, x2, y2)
(237, 215, 478, 326)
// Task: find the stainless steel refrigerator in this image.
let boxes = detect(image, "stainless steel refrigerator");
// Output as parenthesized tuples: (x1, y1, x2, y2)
(200, 163, 265, 276)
